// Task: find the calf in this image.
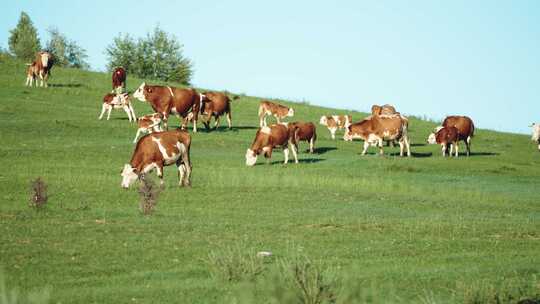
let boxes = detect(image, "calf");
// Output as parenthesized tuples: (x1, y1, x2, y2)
(289, 121, 316, 153)
(258, 101, 294, 127)
(530, 123, 540, 151)
(245, 123, 298, 166)
(121, 129, 192, 188)
(112, 67, 126, 93)
(319, 115, 351, 139)
(133, 82, 203, 132)
(442, 116, 475, 156)
(99, 93, 137, 122)
(200, 91, 232, 130)
(344, 114, 410, 156)
(427, 126, 460, 157)
(133, 113, 163, 143)
(25, 62, 38, 87)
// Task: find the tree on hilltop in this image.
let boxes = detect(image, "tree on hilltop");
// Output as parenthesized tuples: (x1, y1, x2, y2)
(8, 12, 41, 61)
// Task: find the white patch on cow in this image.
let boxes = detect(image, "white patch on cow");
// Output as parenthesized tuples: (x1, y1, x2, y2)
(167, 86, 174, 97)
(279, 122, 288, 127)
(133, 83, 146, 101)
(382, 130, 391, 138)
(152, 137, 181, 165)
(262, 146, 271, 153)
(171, 107, 178, 114)
(287, 108, 294, 117)
(41, 53, 49, 68)
(332, 115, 340, 125)
(245, 149, 257, 166)
(427, 133, 437, 144)
(319, 116, 327, 125)
(121, 164, 138, 188)
(435, 125, 444, 132)
(367, 133, 381, 144)
(261, 126, 271, 135)
(143, 162, 158, 174)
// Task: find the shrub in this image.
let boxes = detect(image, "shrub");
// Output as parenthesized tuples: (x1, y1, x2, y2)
(138, 176, 161, 215)
(29, 177, 48, 209)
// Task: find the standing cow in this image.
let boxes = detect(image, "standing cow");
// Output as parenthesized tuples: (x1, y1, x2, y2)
(112, 67, 126, 94)
(344, 114, 411, 157)
(245, 123, 299, 166)
(427, 126, 460, 157)
(530, 123, 540, 151)
(319, 115, 351, 139)
(289, 121, 316, 153)
(133, 82, 203, 132)
(133, 113, 163, 143)
(258, 101, 294, 127)
(121, 129, 192, 188)
(25, 52, 54, 87)
(99, 92, 136, 122)
(200, 91, 234, 130)
(441, 116, 475, 156)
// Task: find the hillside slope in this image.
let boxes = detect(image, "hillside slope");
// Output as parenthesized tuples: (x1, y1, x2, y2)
(0, 57, 538, 303)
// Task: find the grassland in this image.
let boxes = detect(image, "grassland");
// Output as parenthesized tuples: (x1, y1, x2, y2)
(0, 56, 539, 303)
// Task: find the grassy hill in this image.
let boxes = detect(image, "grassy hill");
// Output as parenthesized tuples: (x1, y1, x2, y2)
(0, 56, 538, 303)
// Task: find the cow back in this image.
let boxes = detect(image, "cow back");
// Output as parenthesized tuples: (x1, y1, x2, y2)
(442, 116, 474, 139)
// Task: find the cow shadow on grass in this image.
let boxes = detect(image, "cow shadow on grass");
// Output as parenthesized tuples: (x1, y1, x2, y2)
(313, 147, 337, 154)
(203, 125, 258, 133)
(469, 151, 499, 157)
(411, 143, 426, 147)
(260, 158, 325, 165)
(49, 83, 83, 88)
(382, 151, 433, 158)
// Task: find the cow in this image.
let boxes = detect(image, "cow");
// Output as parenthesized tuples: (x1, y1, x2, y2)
(344, 114, 411, 156)
(33, 51, 54, 87)
(99, 92, 136, 122)
(441, 116, 475, 156)
(200, 91, 233, 130)
(25, 62, 39, 87)
(133, 113, 163, 143)
(112, 67, 126, 94)
(371, 104, 397, 116)
(427, 126, 460, 157)
(529, 123, 540, 151)
(258, 101, 294, 127)
(319, 115, 351, 139)
(121, 129, 192, 188)
(289, 121, 316, 153)
(245, 123, 299, 166)
(133, 82, 203, 132)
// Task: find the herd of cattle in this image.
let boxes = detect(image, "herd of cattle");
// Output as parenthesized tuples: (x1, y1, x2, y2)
(23, 55, 540, 188)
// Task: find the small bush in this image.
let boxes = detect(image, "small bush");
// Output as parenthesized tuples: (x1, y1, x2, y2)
(138, 176, 161, 215)
(29, 177, 48, 209)
(207, 245, 267, 282)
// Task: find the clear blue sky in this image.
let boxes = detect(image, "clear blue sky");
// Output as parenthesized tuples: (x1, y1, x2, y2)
(2, 1, 539, 134)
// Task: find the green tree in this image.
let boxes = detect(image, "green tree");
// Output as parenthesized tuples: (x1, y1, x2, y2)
(45, 28, 89, 69)
(105, 26, 193, 85)
(8, 12, 41, 61)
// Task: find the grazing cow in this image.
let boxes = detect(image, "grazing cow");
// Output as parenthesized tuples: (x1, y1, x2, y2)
(530, 123, 540, 151)
(258, 101, 294, 127)
(200, 91, 233, 130)
(245, 123, 299, 166)
(344, 114, 411, 156)
(99, 92, 137, 122)
(371, 104, 397, 116)
(25, 62, 39, 87)
(112, 67, 126, 93)
(33, 51, 54, 87)
(319, 115, 351, 139)
(121, 129, 192, 188)
(133, 113, 163, 143)
(427, 126, 460, 157)
(289, 121, 317, 153)
(442, 116, 475, 156)
(133, 82, 203, 132)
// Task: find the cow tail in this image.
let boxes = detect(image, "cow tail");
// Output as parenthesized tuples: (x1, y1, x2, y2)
(470, 121, 475, 138)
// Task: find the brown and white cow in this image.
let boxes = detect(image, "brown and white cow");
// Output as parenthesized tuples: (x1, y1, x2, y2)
(245, 123, 299, 166)
(319, 115, 351, 139)
(99, 92, 137, 122)
(133, 113, 163, 143)
(344, 114, 411, 156)
(33, 52, 54, 87)
(258, 101, 294, 127)
(530, 123, 540, 151)
(133, 82, 203, 132)
(371, 104, 397, 116)
(441, 116, 475, 156)
(112, 67, 126, 93)
(289, 121, 316, 153)
(200, 91, 233, 130)
(121, 129, 192, 188)
(427, 126, 460, 157)
(25, 62, 39, 87)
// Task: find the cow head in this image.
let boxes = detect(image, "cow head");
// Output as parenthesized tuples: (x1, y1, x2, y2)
(287, 108, 294, 117)
(245, 149, 258, 166)
(434, 126, 444, 132)
(427, 132, 437, 144)
(133, 83, 147, 102)
(40, 52, 51, 68)
(319, 116, 328, 125)
(121, 164, 138, 188)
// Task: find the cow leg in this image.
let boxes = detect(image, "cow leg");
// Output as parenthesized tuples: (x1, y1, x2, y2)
(98, 104, 107, 120)
(226, 111, 232, 129)
(309, 137, 315, 154)
(44, 73, 48, 88)
(203, 112, 212, 130)
(106, 107, 113, 121)
(399, 139, 405, 157)
(155, 163, 164, 186)
(123, 106, 132, 122)
(442, 144, 447, 157)
(378, 139, 384, 155)
(362, 141, 370, 155)
(330, 128, 337, 140)
(283, 146, 289, 164)
(129, 105, 137, 121)
(466, 136, 471, 156)
(290, 142, 299, 163)
(403, 135, 411, 157)
(455, 142, 459, 157)
(133, 128, 143, 143)
(214, 116, 220, 130)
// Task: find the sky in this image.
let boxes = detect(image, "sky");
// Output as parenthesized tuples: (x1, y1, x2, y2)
(1, 1, 539, 134)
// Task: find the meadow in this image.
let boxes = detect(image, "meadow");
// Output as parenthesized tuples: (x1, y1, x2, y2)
(0, 56, 538, 303)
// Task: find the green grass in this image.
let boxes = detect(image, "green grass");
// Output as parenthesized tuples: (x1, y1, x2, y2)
(0, 55, 539, 303)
